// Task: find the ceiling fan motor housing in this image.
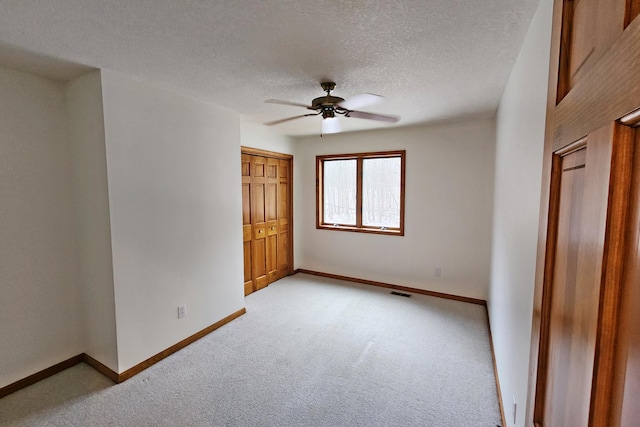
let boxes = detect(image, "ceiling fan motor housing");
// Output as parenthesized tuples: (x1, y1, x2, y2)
(313, 81, 345, 118)
(311, 95, 345, 109)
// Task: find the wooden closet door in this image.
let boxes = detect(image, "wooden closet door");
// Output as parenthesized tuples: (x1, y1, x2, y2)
(542, 128, 614, 427)
(277, 159, 290, 278)
(241, 150, 293, 295)
(534, 0, 640, 425)
(252, 156, 268, 291)
(265, 158, 279, 284)
(241, 154, 254, 295)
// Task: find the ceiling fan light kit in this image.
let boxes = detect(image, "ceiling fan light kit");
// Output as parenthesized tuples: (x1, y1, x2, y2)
(265, 82, 399, 134)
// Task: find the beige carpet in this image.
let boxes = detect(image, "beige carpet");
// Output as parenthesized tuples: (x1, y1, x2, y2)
(0, 273, 502, 426)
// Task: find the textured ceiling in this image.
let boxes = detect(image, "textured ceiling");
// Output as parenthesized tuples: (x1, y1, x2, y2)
(0, 0, 540, 136)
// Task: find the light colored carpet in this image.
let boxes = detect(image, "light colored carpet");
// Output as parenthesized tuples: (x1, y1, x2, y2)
(0, 273, 502, 426)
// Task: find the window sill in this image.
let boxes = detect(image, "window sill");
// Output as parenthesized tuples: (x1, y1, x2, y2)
(317, 224, 404, 236)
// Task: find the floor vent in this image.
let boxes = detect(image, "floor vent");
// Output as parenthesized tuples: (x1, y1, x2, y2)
(390, 291, 412, 298)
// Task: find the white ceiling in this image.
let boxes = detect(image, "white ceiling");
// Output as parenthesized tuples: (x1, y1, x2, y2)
(0, 0, 540, 136)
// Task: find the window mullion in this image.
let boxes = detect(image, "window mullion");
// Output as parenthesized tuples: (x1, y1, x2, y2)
(317, 158, 323, 225)
(356, 157, 363, 228)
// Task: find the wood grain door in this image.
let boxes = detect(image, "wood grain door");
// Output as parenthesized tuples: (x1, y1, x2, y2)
(614, 127, 640, 427)
(541, 127, 617, 427)
(241, 149, 293, 295)
(241, 154, 254, 295)
(265, 158, 279, 284)
(277, 159, 290, 278)
(533, 0, 640, 425)
(252, 155, 268, 291)
(544, 147, 592, 427)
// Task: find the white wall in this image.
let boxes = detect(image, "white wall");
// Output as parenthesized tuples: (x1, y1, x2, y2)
(488, 0, 553, 425)
(0, 66, 84, 387)
(240, 119, 295, 155)
(100, 71, 246, 372)
(65, 70, 119, 371)
(294, 119, 496, 300)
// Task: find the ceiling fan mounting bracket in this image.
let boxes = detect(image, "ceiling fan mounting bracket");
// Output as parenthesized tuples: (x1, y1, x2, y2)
(320, 81, 336, 93)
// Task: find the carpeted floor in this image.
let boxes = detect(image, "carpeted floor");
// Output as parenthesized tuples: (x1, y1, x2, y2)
(0, 273, 502, 426)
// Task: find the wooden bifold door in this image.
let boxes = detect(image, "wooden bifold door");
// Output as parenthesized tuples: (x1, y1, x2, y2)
(241, 148, 292, 296)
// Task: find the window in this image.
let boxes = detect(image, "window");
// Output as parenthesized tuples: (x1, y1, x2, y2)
(317, 150, 405, 235)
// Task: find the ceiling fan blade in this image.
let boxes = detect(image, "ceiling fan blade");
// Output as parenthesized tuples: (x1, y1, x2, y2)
(264, 113, 319, 126)
(321, 117, 342, 134)
(347, 110, 400, 123)
(265, 99, 314, 109)
(338, 93, 383, 110)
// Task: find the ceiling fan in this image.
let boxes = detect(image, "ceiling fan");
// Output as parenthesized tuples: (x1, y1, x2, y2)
(264, 82, 400, 135)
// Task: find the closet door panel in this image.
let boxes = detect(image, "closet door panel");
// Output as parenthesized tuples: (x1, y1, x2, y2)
(558, 0, 626, 101)
(252, 156, 268, 291)
(266, 158, 279, 283)
(543, 148, 594, 427)
(278, 159, 290, 277)
(241, 154, 254, 295)
(278, 229, 289, 279)
(541, 125, 614, 427)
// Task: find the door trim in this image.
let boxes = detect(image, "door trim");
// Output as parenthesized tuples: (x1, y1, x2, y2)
(241, 146, 293, 160)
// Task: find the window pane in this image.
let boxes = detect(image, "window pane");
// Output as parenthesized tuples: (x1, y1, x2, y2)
(323, 159, 357, 225)
(362, 157, 401, 228)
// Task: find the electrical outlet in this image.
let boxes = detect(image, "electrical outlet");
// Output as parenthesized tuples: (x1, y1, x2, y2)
(513, 395, 517, 424)
(178, 304, 186, 319)
(434, 267, 441, 277)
